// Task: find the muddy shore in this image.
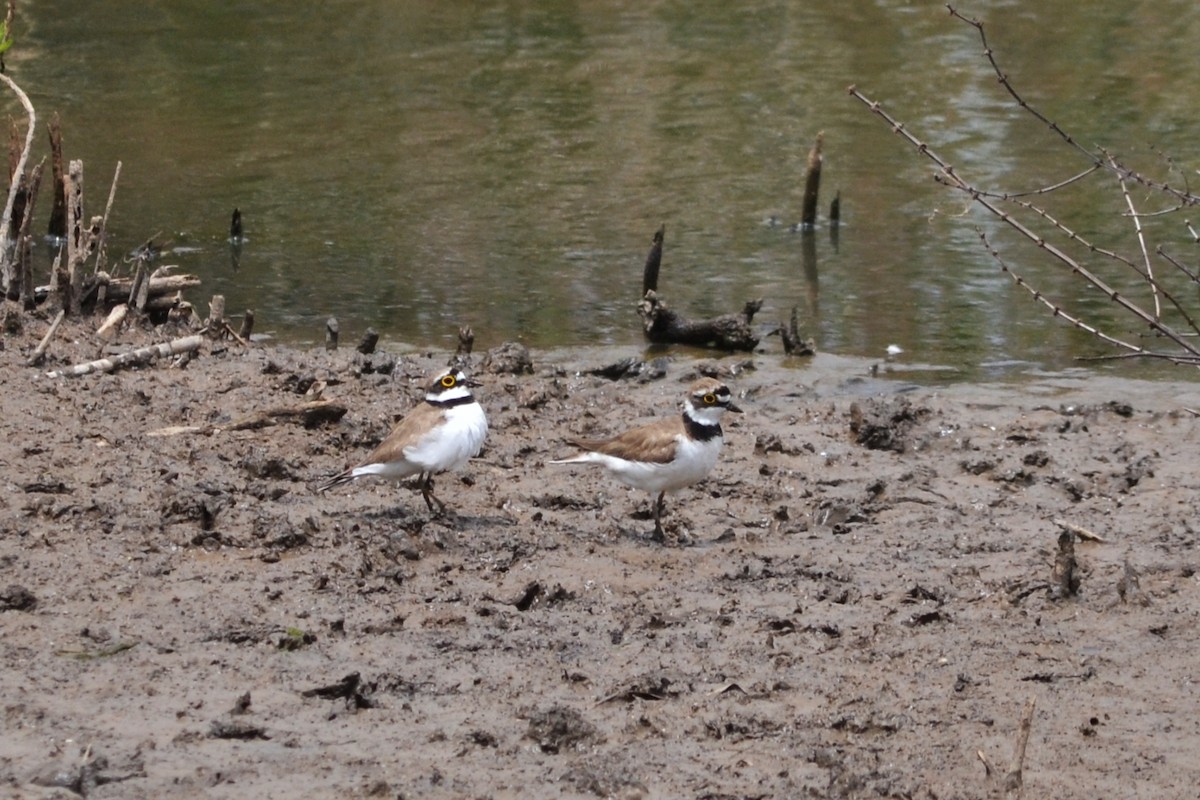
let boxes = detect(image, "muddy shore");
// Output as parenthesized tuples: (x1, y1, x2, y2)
(2, 317, 1199, 799)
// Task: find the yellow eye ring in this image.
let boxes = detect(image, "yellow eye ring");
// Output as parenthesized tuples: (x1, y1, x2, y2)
(703, 393, 717, 404)
(441, 375, 457, 388)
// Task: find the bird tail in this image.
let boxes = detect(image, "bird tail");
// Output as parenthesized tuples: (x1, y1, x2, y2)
(548, 452, 594, 465)
(316, 471, 355, 492)
(549, 439, 607, 465)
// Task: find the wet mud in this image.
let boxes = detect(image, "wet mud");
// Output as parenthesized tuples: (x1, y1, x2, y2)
(2, 319, 1199, 798)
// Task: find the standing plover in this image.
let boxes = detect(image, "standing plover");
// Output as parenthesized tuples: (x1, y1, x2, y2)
(550, 377, 740, 538)
(319, 367, 488, 515)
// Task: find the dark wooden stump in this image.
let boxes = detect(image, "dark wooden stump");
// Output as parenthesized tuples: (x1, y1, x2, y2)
(634, 225, 762, 352)
(638, 290, 761, 351)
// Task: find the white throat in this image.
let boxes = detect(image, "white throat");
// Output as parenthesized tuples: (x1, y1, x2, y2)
(684, 399, 725, 428)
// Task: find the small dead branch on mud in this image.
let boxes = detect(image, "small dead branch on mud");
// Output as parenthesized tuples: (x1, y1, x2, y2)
(26, 308, 64, 366)
(91, 161, 120, 275)
(300, 672, 378, 710)
(145, 400, 348, 437)
(325, 316, 339, 350)
(639, 290, 762, 351)
(1116, 555, 1150, 607)
(357, 327, 380, 355)
(46, 113, 66, 240)
(45, 334, 204, 379)
(849, 5, 1200, 368)
(1004, 696, 1036, 797)
(95, 303, 127, 341)
(976, 696, 1036, 798)
(637, 225, 762, 351)
(1052, 517, 1105, 543)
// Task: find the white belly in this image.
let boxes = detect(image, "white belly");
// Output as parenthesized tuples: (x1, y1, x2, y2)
(405, 402, 489, 473)
(592, 434, 722, 494)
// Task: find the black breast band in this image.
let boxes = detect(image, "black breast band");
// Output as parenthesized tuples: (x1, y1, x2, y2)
(428, 395, 477, 409)
(683, 412, 722, 442)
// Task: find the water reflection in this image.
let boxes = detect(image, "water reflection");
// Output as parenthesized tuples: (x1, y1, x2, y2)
(12, 0, 1200, 380)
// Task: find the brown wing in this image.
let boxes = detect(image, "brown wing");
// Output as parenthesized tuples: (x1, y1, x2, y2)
(359, 401, 447, 466)
(568, 418, 682, 465)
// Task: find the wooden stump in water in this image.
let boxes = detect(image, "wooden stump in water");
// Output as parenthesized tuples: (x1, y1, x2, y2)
(771, 306, 816, 356)
(800, 132, 823, 229)
(634, 225, 761, 352)
(642, 224, 664, 296)
(47, 114, 67, 241)
(239, 310, 255, 341)
(639, 291, 761, 352)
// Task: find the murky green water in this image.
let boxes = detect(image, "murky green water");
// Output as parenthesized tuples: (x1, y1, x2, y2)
(12, 1, 1200, 380)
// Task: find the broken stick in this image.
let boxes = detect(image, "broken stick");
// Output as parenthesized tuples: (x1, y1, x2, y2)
(145, 400, 348, 437)
(1004, 697, 1036, 797)
(1052, 518, 1105, 543)
(205, 294, 226, 339)
(45, 334, 203, 379)
(26, 309, 65, 366)
(96, 303, 127, 341)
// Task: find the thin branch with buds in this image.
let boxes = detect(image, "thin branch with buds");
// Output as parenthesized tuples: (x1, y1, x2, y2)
(846, 6, 1200, 368)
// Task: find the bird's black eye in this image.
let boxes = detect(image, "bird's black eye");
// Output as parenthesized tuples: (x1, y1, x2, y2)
(703, 393, 717, 405)
(441, 375, 457, 388)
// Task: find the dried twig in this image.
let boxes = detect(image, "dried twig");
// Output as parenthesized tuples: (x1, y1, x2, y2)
(145, 400, 347, 437)
(15, 158, 43, 308)
(26, 309, 65, 367)
(1113, 158, 1161, 320)
(45, 334, 203, 379)
(1052, 518, 1105, 543)
(96, 303, 127, 341)
(1004, 697, 1036, 797)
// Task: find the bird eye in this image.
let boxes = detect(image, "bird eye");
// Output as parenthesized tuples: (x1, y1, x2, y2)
(703, 393, 717, 404)
(441, 375, 457, 388)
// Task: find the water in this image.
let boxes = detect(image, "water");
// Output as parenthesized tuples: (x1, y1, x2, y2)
(11, 1, 1200, 381)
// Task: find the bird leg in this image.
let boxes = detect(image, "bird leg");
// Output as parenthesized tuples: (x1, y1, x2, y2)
(651, 491, 666, 541)
(418, 473, 447, 516)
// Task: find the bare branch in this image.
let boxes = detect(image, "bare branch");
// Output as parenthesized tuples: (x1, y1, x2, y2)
(0, 69, 35, 291)
(946, 4, 1199, 208)
(849, 9, 1200, 368)
(1113, 159, 1161, 320)
(968, 164, 1102, 200)
(1157, 247, 1200, 286)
